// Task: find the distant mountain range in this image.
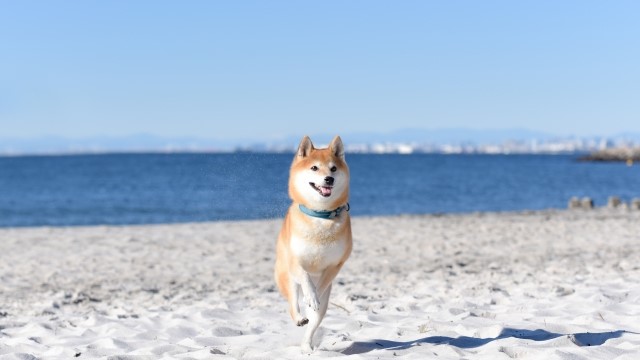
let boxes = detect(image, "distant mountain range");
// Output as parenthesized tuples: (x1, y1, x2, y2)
(2, 129, 640, 155)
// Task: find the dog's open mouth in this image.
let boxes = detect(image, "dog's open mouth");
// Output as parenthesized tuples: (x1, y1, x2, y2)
(309, 182, 332, 197)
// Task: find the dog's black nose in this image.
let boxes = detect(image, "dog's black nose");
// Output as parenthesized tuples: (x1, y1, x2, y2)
(324, 176, 334, 186)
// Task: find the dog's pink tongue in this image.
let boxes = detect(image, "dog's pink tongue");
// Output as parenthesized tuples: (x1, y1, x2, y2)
(320, 187, 332, 196)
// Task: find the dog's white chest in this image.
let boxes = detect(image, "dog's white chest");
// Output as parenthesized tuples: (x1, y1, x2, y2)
(290, 219, 348, 272)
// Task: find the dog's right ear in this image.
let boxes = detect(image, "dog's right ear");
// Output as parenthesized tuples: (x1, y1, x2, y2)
(296, 136, 314, 158)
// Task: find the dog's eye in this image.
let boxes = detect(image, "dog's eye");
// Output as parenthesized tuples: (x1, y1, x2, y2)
(311, 166, 318, 171)
(330, 166, 337, 172)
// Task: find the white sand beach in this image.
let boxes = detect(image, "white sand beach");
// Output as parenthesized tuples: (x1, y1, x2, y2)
(1, 208, 639, 359)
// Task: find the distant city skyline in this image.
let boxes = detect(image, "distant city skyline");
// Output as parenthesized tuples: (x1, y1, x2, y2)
(1, 2, 639, 140)
(2, 127, 640, 155)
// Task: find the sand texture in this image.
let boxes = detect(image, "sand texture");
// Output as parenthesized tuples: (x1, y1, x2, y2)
(1, 209, 640, 359)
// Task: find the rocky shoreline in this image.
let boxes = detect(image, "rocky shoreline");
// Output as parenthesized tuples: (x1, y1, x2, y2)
(568, 195, 640, 210)
(579, 147, 640, 163)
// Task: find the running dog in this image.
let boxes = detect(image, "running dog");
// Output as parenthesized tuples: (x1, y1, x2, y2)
(274, 135, 352, 352)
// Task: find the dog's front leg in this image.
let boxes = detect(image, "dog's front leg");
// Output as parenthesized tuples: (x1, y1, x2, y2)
(316, 263, 343, 299)
(300, 271, 319, 311)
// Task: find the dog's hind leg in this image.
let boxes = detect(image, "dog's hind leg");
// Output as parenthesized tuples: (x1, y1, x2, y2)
(301, 284, 331, 353)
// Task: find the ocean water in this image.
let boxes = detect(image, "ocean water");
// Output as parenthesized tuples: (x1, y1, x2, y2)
(0, 153, 639, 227)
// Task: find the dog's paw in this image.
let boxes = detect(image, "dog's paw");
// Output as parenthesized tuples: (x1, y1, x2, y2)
(296, 317, 309, 327)
(301, 342, 314, 353)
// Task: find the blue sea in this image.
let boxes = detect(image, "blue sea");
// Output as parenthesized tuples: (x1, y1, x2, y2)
(0, 153, 639, 227)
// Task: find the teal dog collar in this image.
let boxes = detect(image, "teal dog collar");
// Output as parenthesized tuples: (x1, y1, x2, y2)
(299, 203, 350, 219)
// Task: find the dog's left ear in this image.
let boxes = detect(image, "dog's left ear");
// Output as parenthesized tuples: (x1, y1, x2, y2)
(330, 136, 345, 160)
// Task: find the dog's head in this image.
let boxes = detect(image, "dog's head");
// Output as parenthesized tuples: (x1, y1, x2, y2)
(289, 135, 350, 210)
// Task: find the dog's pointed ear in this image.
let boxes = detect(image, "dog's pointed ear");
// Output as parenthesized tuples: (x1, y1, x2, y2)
(296, 136, 314, 158)
(330, 135, 345, 160)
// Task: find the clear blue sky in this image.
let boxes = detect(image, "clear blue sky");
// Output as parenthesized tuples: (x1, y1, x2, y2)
(1, 1, 639, 141)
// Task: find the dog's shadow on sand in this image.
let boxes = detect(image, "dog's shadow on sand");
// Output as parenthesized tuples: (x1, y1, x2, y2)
(342, 328, 633, 355)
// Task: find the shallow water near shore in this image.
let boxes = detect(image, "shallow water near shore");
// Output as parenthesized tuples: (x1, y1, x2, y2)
(1, 153, 639, 227)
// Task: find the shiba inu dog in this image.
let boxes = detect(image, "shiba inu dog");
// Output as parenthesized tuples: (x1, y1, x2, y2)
(274, 135, 352, 352)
